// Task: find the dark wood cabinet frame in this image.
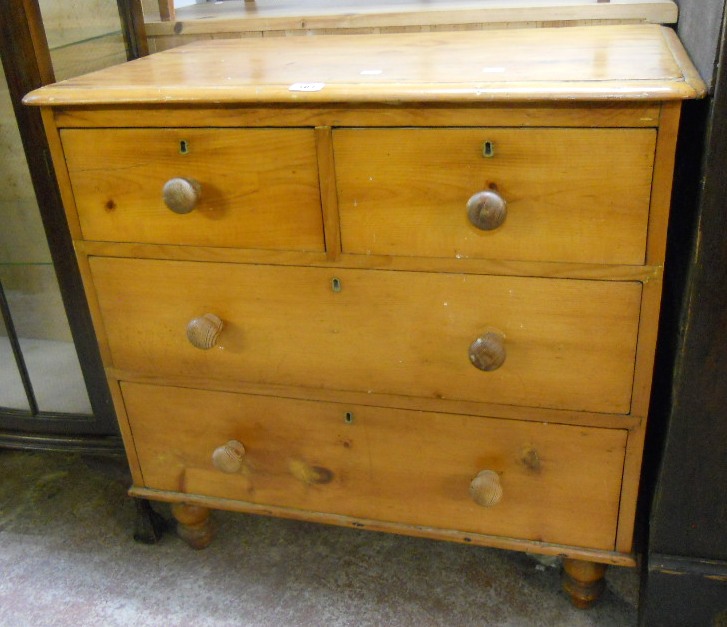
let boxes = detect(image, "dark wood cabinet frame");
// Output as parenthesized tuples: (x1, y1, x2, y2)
(639, 1, 727, 624)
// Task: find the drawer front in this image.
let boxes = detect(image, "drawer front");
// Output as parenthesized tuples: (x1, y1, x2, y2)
(93, 257, 641, 414)
(62, 128, 324, 251)
(334, 128, 656, 264)
(123, 383, 626, 550)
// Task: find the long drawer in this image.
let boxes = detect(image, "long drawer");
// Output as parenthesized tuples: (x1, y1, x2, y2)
(93, 257, 642, 414)
(123, 382, 627, 550)
(334, 128, 656, 264)
(62, 128, 324, 251)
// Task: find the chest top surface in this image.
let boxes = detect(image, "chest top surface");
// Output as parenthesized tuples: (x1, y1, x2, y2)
(24, 24, 704, 106)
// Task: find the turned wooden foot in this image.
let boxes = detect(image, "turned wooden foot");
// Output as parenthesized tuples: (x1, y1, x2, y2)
(561, 558, 607, 609)
(171, 503, 215, 549)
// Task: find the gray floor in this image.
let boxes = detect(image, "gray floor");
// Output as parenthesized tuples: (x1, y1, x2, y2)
(0, 449, 639, 626)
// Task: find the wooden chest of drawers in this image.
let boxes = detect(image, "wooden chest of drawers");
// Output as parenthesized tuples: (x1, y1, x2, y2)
(26, 24, 704, 607)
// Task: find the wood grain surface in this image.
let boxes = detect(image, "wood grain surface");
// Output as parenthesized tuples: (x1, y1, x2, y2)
(61, 127, 324, 251)
(123, 382, 627, 550)
(92, 257, 642, 414)
(24, 25, 705, 106)
(335, 127, 656, 264)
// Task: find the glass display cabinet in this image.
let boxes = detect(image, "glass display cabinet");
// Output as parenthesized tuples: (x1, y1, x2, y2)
(0, 0, 143, 452)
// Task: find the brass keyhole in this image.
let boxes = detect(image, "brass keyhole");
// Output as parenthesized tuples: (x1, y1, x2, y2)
(179, 140, 190, 155)
(482, 141, 495, 158)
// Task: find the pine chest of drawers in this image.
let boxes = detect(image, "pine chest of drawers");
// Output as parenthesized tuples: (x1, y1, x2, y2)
(26, 24, 704, 607)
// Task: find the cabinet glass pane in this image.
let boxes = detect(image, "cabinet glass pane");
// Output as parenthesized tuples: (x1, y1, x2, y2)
(1, 61, 91, 415)
(1, 1, 128, 420)
(39, 1, 127, 81)
(0, 294, 30, 412)
(0, 265, 92, 415)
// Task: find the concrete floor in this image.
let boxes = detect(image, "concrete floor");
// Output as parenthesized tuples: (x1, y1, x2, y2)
(0, 449, 639, 626)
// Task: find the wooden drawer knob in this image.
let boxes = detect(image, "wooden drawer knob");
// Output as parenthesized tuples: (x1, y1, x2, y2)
(212, 440, 246, 473)
(186, 313, 223, 350)
(469, 331, 506, 371)
(469, 470, 503, 507)
(163, 177, 201, 214)
(467, 190, 507, 230)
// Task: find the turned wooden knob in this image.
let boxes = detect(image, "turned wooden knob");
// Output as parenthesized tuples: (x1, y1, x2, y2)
(469, 331, 506, 371)
(212, 440, 246, 473)
(163, 177, 201, 214)
(469, 470, 503, 507)
(186, 313, 223, 350)
(467, 189, 507, 230)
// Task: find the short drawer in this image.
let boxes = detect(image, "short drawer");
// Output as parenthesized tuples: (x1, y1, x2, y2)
(93, 257, 641, 414)
(334, 128, 656, 264)
(124, 383, 627, 550)
(62, 128, 324, 251)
